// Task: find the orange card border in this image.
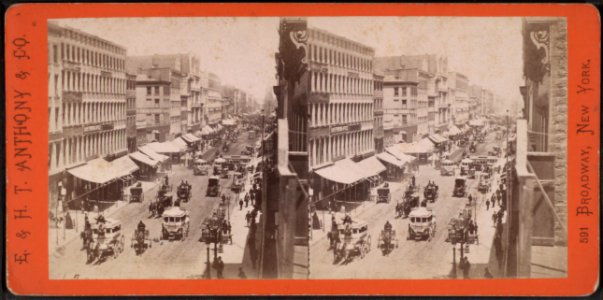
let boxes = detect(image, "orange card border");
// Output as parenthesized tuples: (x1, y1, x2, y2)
(4, 3, 600, 296)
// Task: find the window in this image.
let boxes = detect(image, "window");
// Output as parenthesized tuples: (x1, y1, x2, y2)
(146, 86, 152, 96)
(53, 45, 58, 63)
(402, 100, 407, 108)
(402, 87, 407, 96)
(155, 114, 160, 124)
(402, 115, 408, 125)
(394, 87, 399, 96)
(155, 99, 160, 107)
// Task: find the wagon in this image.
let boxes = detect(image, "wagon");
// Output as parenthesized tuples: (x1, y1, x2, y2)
(332, 220, 371, 264)
(207, 176, 220, 197)
(408, 207, 436, 241)
(376, 185, 391, 203)
(85, 218, 125, 263)
(129, 184, 144, 203)
(377, 226, 398, 255)
(130, 227, 152, 255)
(161, 206, 190, 241)
(453, 177, 467, 198)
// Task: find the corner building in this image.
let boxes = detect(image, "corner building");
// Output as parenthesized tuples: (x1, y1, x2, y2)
(307, 28, 375, 169)
(48, 23, 128, 205)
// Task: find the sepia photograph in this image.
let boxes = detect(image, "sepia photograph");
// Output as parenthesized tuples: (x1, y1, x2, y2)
(46, 15, 567, 281)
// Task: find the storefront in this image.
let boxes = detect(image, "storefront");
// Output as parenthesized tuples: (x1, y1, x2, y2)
(67, 156, 139, 212)
(129, 151, 161, 180)
(312, 158, 375, 211)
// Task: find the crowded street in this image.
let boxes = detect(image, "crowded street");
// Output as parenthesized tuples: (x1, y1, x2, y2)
(50, 129, 261, 279)
(309, 130, 505, 279)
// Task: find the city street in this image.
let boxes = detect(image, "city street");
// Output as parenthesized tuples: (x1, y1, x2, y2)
(50, 131, 258, 279)
(309, 133, 498, 279)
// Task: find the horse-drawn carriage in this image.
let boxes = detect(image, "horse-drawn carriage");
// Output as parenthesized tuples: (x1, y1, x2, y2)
(201, 211, 232, 245)
(377, 222, 398, 255)
(396, 185, 421, 218)
(161, 206, 190, 241)
(207, 176, 221, 197)
(423, 182, 439, 202)
(330, 219, 371, 264)
(469, 142, 477, 153)
(222, 143, 230, 153)
(130, 222, 151, 255)
(149, 189, 173, 217)
(231, 172, 244, 193)
(176, 181, 192, 203)
(446, 204, 477, 244)
(83, 218, 125, 263)
(478, 173, 491, 194)
(129, 183, 144, 203)
(376, 183, 391, 203)
(408, 207, 436, 241)
(453, 177, 467, 198)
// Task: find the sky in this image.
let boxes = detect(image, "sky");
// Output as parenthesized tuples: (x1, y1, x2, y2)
(56, 17, 523, 109)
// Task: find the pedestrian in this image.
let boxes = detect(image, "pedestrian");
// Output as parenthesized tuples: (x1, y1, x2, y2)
(239, 199, 244, 210)
(244, 196, 249, 208)
(492, 210, 497, 227)
(238, 267, 247, 279)
(213, 256, 225, 279)
(461, 256, 471, 279)
(468, 194, 472, 204)
(486, 199, 490, 211)
(245, 211, 251, 227)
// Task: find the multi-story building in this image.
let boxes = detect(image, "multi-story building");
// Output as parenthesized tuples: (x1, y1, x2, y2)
(307, 27, 375, 170)
(126, 73, 137, 152)
(373, 74, 384, 153)
(380, 70, 418, 144)
(127, 54, 202, 138)
(205, 90, 223, 126)
(448, 72, 470, 126)
(132, 68, 172, 144)
(375, 55, 449, 140)
(469, 84, 483, 119)
(504, 17, 568, 278)
(47, 23, 128, 205)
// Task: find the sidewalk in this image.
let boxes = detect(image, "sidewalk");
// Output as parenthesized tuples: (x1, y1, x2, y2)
(216, 156, 261, 265)
(49, 180, 160, 255)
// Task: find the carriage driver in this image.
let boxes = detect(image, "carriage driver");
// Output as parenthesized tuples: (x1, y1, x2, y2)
(137, 220, 146, 233)
(384, 220, 392, 232)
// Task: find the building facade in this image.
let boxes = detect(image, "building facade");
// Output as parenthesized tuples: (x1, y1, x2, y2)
(133, 69, 172, 144)
(126, 73, 137, 152)
(448, 72, 470, 126)
(205, 90, 223, 126)
(373, 74, 385, 153)
(48, 23, 128, 204)
(307, 27, 375, 170)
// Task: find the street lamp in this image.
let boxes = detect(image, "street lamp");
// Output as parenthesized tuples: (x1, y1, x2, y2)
(202, 225, 222, 279)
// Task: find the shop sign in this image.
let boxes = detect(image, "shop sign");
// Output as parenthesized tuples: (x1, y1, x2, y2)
(330, 123, 361, 134)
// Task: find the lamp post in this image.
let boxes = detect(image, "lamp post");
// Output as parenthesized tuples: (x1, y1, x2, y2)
(203, 226, 221, 279)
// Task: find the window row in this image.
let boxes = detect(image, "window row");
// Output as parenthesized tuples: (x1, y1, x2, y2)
(309, 44, 372, 72)
(61, 70, 127, 94)
(311, 71, 373, 95)
(393, 86, 418, 97)
(309, 30, 372, 56)
(48, 129, 127, 171)
(310, 102, 373, 127)
(54, 101, 126, 130)
(62, 28, 125, 54)
(309, 130, 374, 167)
(48, 42, 125, 71)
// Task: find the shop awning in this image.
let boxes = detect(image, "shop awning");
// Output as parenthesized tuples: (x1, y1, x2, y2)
(201, 126, 213, 135)
(385, 145, 417, 163)
(357, 156, 386, 176)
(146, 141, 182, 154)
(376, 152, 406, 168)
(68, 157, 138, 184)
(193, 130, 203, 138)
(182, 133, 201, 143)
(139, 146, 169, 162)
(448, 125, 462, 135)
(172, 138, 189, 151)
(222, 119, 236, 126)
(314, 158, 365, 185)
(129, 151, 159, 168)
(111, 156, 140, 178)
(428, 134, 448, 144)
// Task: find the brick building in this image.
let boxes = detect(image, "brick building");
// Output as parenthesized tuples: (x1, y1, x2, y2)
(505, 17, 567, 278)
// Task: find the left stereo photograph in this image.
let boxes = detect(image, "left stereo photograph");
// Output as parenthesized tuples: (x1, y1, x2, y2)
(47, 17, 309, 280)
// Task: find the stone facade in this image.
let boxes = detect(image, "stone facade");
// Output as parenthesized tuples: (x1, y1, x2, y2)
(548, 20, 567, 245)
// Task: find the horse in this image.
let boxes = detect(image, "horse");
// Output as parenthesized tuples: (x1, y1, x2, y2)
(80, 227, 93, 250)
(327, 228, 340, 250)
